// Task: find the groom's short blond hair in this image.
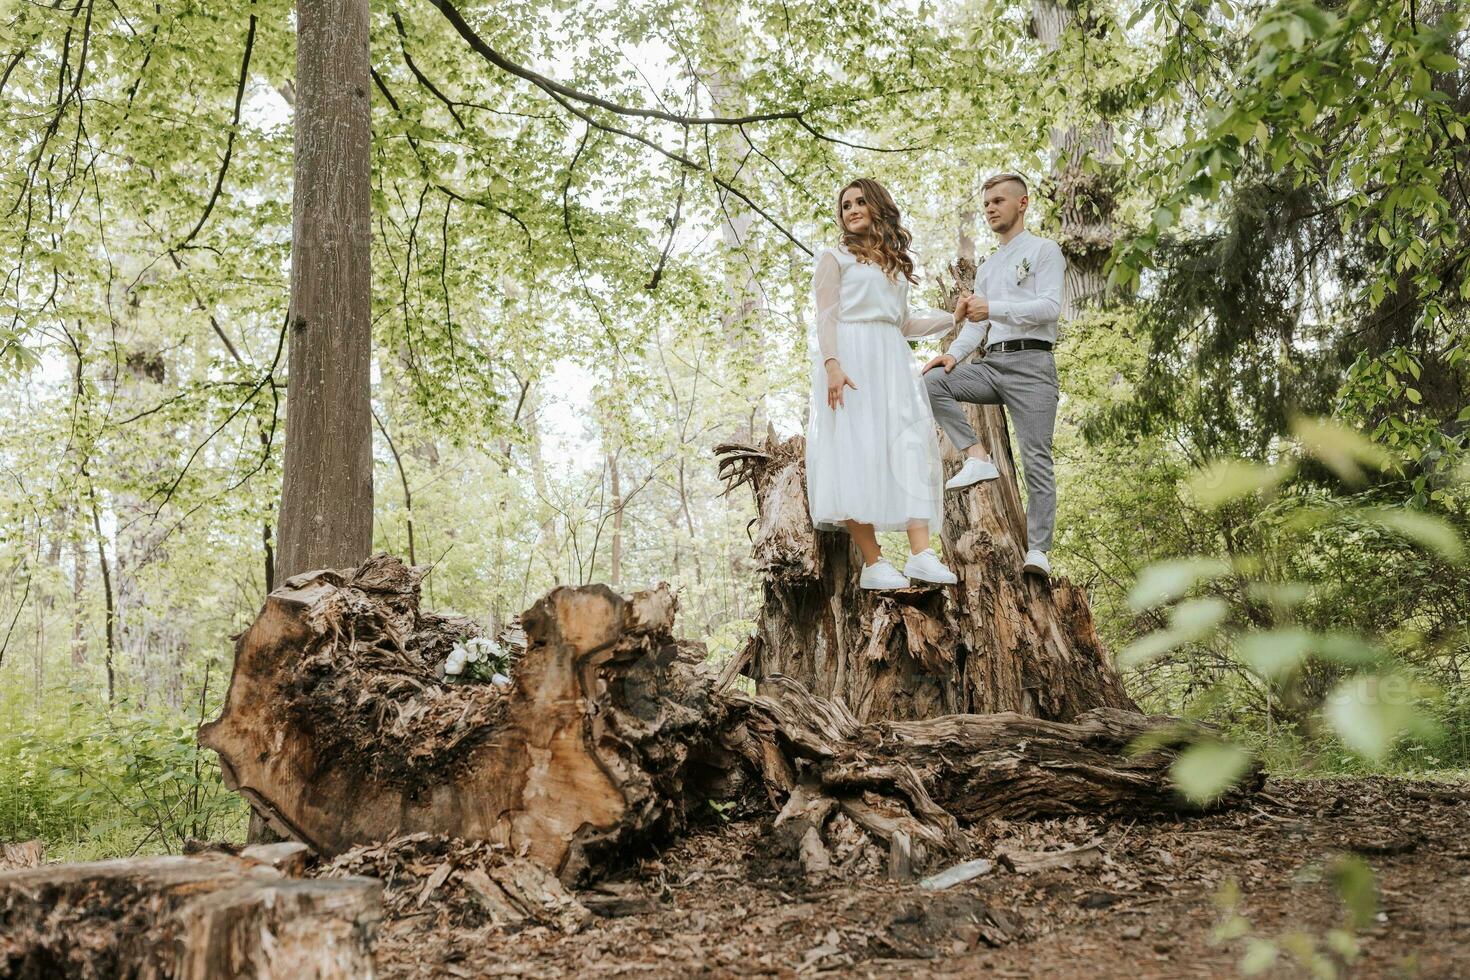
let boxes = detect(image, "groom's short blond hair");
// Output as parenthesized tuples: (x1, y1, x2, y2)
(982, 173, 1028, 195)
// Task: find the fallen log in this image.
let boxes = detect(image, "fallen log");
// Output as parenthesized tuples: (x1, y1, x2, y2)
(0, 854, 379, 978)
(200, 558, 1258, 883)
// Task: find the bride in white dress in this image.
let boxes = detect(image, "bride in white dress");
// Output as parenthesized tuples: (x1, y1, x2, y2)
(806, 178, 962, 589)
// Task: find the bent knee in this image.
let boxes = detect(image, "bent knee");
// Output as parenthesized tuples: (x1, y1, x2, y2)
(924, 370, 950, 397)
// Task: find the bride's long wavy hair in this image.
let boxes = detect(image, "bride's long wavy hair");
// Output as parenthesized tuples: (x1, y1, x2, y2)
(837, 178, 917, 284)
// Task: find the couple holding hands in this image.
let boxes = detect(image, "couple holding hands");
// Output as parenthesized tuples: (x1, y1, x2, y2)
(806, 173, 1064, 590)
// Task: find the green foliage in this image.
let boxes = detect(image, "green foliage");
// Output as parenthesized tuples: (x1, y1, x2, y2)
(1113, 418, 1469, 797)
(0, 686, 247, 856)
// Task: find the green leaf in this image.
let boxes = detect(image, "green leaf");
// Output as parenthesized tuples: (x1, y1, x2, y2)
(1119, 597, 1229, 668)
(1316, 633, 1386, 666)
(1291, 417, 1393, 483)
(1356, 508, 1465, 562)
(1171, 739, 1252, 803)
(1240, 939, 1279, 976)
(1234, 627, 1313, 679)
(1187, 459, 1295, 508)
(1128, 559, 1231, 611)
(1329, 855, 1377, 929)
(1323, 674, 1425, 760)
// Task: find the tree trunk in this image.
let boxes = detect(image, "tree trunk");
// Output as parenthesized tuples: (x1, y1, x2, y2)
(70, 532, 87, 668)
(261, 0, 373, 845)
(276, 0, 374, 584)
(202, 557, 728, 881)
(1031, 0, 1118, 314)
(0, 853, 380, 978)
(607, 451, 623, 588)
(701, 0, 767, 437)
(201, 563, 1251, 884)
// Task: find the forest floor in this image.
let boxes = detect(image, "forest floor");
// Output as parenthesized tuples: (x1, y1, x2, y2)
(363, 777, 1470, 979)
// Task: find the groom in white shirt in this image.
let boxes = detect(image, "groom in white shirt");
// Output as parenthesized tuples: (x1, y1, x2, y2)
(922, 173, 1064, 578)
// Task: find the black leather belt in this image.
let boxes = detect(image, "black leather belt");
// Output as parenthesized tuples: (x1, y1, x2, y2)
(985, 339, 1053, 353)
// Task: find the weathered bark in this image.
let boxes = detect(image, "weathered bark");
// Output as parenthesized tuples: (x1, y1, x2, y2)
(716, 427, 1135, 725)
(0, 854, 380, 978)
(1031, 0, 1119, 314)
(202, 565, 1250, 884)
(727, 675, 1252, 828)
(276, 0, 373, 584)
(0, 841, 42, 872)
(262, 0, 373, 846)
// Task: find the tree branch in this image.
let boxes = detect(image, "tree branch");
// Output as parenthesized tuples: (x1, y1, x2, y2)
(177, 6, 256, 252)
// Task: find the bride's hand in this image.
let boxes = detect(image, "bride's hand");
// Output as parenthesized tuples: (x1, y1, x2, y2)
(825, 360, 857, 409)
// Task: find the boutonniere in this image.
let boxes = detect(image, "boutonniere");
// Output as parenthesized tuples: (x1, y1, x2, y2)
(1014, 257, 1032, 285)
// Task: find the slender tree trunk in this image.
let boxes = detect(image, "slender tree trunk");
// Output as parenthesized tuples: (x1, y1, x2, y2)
(71, 532, 87, 669)
(276, 0, 373, 584)
(86, 485, 116, 705)
(607, 451, 623, 589)
(957, 207, 977, 265)
(373, 408, 416, 566)
(112, 347, 173, 709)
(701, 0, 766, 436)
(253, 0, 372, 844)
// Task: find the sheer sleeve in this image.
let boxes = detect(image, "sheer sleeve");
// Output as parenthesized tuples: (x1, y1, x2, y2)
(813, 250, 842, 364)
(900, 306, 957, 338)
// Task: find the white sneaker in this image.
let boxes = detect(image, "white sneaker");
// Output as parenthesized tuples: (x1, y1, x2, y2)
(859, 558, 909, 590)
(904, 549, 958, 585)
(945, 456, 1000, 490)
(1022, 549, 1051, 577)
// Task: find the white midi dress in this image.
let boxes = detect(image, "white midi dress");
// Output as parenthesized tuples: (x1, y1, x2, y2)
(805, 245, 954, 533)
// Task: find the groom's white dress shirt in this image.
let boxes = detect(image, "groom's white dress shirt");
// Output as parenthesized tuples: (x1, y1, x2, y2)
(945, 230, 1065, 362)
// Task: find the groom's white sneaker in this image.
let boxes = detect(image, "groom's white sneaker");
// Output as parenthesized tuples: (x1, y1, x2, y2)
(904, 549, 958, 585)
(945, 456, 1000, 490)
(1022, 549, 1051, 578)
(859, 558, 910, 590)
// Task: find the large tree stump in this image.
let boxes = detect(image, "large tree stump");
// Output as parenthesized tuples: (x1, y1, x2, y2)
(200, 558, 1252, 882)
(0, 854, 380, 978)
(716, 401, 1129, 722)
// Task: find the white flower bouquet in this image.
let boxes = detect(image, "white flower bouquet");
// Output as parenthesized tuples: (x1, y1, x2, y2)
(443, 635, 513, 688)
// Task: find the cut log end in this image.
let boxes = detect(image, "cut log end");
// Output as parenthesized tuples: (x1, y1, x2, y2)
(0, 855, 380, 980)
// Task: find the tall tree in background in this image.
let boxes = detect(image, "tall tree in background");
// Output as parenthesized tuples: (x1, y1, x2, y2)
(248, 0, 372, 843)
(1031, 0, 1120, 316)
(276, 0, 374, 583)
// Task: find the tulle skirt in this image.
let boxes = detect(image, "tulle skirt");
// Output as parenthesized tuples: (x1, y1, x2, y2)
(806, 320, 944, 533)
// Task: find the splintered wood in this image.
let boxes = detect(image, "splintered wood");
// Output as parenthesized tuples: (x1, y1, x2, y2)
(715, 434, 1136, 725)
(201, 560, 730, 880)
(319, 833, 591, 934)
